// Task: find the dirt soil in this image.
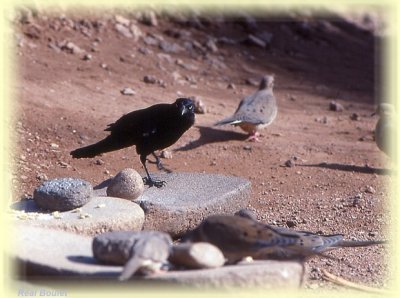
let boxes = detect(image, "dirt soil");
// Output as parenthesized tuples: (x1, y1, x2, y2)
(12, 8, 391, 291)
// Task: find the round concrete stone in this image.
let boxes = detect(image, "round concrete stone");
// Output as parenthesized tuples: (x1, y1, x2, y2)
(106, 168, 144, 200)
(94, 172, 251, 238)
(33, 178, 93, 211)
(10, 196, 145, 236)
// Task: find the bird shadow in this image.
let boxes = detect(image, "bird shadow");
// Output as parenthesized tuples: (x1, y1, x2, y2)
(175, 125, 247, 152)
(299, 163, 393, 176)
(93, 178, 112, 190)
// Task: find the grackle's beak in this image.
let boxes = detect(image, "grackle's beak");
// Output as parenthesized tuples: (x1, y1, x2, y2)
(180, 106, 188, 116)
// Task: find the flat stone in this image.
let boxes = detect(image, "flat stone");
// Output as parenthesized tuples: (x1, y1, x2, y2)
(11, 225, 121, 277)
(143, 260, 303, 289)
(94, 172, 251, 238)
(10, 196, 144, 236)
(12, 226, 303, 289)
(33, 178, 93, 211)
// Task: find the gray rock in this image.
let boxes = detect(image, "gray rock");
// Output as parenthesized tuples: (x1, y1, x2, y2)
(350, 113, 360, 121)
(59, 41, 84, 55)
(160, 150, 172, 159)
(11, 196, 144, 236)
(120, 87, 136, 96)
(114, 23, 132, 38)
(140, 173, 251, 237)
(227, 82, 236, 89)
(143, 75, 157, 84)
(284, 159, 295, 167)
(33, 178, 93, 211)
(82, 53, 92, 61)
(143, 36, 159, 46)
(115, 15, 130, 26)
(129, 23, 143, 42)
(170, 242, 225, 269)
(92, 231, 158, 265)
(159, 40, 183, 53)
(144, 260, 303, 289)
(205, 38, 218, 53)
(106, 168, 144, 200)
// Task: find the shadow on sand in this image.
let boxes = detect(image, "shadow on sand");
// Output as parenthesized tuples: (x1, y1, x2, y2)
(175, 125, 247, 152)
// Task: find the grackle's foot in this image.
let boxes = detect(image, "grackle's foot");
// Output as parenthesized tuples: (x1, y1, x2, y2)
(143, 177, 166, 188)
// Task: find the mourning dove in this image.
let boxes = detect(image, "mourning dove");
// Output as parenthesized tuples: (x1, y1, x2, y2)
(185, 214, 385, 264)
(119, 231, 172, 281)
(373, 103, 396, 159)
(214, 75, 277, 142)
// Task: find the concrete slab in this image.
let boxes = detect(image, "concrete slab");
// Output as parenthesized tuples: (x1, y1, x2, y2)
(11, 226, 121, 277)
(11, 226, 303, 289)
(10, 196, 144, 236)
(143, 260, 303, 289)
(94, 172, 251, 238)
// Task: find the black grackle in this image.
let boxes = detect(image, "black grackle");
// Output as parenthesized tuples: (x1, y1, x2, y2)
(70, 98, 195, 187)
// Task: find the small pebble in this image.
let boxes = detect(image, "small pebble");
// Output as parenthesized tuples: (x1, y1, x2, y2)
(160, 150, 172, 159)
(227, 83, 236, 89)
(120, 87, 136, 96)
(284, 159, 295, 167)
(82, 53, 92, 61)
(329, 100, 344, 112)
(143, 75, 157, 84)
(350, 113, 360, 121)
(364, 185, 376, 194)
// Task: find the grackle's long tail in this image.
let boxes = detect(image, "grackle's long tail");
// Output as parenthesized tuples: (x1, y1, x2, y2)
(70, 135, 129, 158)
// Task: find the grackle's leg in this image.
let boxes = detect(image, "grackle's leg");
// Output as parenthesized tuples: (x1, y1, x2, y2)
(140, 154, 166, 188)
(151, 152, 172, 173)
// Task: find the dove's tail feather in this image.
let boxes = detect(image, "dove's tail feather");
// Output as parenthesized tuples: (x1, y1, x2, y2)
(70, 135, 128, 158)
(334, 239, 386, 248)
(214, 117, 242, 126)
(119, 257, 143, 281)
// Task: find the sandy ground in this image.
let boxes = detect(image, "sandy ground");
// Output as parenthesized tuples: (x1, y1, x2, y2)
(12, 8, 392, 291)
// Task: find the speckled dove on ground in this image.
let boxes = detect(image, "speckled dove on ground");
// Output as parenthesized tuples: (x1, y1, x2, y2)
(214, 75, 277, 141)
(185, 214, 385, 264)
(119, 231, 172, 281)
(373, 103, 396, 159)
